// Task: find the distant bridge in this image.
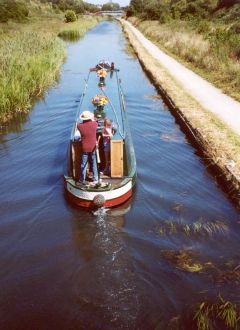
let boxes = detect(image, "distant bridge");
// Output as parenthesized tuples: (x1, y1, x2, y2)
(95, 10, 125, 17)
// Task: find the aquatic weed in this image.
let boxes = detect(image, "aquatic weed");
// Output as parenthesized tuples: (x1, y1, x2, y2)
(161, 250, 204, 273)
(217, 296, 239, 329)
(193, 302, 212, 330)
(193, 296, 239, 330)
(155, 219, 229, 238)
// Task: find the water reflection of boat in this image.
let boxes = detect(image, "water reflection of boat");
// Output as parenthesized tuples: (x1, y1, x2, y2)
(64, 61, 136, 209)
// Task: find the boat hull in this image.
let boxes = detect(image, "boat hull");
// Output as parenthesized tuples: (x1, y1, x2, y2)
(64, 178, 134, 208)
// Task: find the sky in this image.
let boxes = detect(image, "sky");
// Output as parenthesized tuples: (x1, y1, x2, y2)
(85, 0, 130, 6)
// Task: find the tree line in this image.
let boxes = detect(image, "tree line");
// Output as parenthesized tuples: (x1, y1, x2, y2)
(127, 0, 240, 21)
(0, 0, 122, 23)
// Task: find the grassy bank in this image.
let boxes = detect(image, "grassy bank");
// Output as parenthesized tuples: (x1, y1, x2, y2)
(0, 11, 102, 123)
(128, 17, 240, 102)
(122, 20, 240, 205)
(58, 16, 102, 41)
(0, 31, 65, 122)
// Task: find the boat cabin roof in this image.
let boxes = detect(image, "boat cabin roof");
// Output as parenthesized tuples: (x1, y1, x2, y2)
(73, 69, 126, 141)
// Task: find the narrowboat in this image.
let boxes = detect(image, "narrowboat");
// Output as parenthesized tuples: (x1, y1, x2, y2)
(64, 61, 136, 209)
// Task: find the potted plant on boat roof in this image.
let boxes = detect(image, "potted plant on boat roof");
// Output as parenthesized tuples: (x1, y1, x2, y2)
(97, 69, 107, 86)
(92, 94, 108, 112)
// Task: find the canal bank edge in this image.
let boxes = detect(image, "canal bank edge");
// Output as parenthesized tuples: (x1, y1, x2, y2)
(120, 19, 240, 207)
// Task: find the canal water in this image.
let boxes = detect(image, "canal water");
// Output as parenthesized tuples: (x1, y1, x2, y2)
(0, 22, 239, 329)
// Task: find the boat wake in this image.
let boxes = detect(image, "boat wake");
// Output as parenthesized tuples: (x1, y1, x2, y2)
(71, 207, 142, 327)
(92, 207, 108, 217)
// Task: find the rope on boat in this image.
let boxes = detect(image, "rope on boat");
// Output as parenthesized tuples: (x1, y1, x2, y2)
(99, 71, 126, 139)
(116, 70, 126, 132)
(73, 71, 91, 137)
(77, 71, 91, 118)
(99, 87, 125, 139)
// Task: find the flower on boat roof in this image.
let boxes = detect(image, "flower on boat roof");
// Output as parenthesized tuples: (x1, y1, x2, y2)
(92, 95, 108, 107)
(97, 69, 107, 78)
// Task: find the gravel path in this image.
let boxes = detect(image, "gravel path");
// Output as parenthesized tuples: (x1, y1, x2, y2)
(125, 21, 240, 136)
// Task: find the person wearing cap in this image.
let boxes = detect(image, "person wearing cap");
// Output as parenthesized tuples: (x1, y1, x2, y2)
(77, 111, 98, 185)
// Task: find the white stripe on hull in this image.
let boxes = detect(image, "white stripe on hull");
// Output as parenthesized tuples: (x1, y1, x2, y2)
(66, 180, 133, 202)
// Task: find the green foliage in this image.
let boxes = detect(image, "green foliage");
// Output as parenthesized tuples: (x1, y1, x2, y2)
(0, 0, 29, 23)
(128, 0, 240, 101)
(217, 0, 240, 9)
(129, 0, 240, 21)
(126, 5, 135, 17)
(83, 2, 99, 13)
(142, 0, 170, 21)
(101, 2, 120, 11)
(129, 0, 144, 13)
(47, 0, 85, 14)
(58, 28, 81, 40)
(65, 9, 77, 22)
(0, 31, 65, 120)
(58, 17, 101, 40)
(196, 20, 211, 34)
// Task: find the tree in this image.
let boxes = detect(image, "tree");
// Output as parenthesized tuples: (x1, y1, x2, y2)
(65, 9, 77, 22)
(50, 0, 84, 13)
(0, 0, 29, 22)
(218, 0, 240, 9)
(129, 0, 144, 13)
(84, 2, 99, 13)
(102, 2, 120, 11)
(126, 5, 135, 17)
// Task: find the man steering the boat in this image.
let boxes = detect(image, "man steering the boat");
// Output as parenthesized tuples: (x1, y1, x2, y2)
(77, 110, 99, 187)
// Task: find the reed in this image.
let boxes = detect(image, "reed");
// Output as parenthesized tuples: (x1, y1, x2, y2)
(0, 31, 65, 121)
(58, 17, 102, 41)
(155, 219, 229, 238)
(58, 28, 82, 40)
(194, 296, 239, 330)
(194, 302, 212, 330)
(0, 16, 102, 122)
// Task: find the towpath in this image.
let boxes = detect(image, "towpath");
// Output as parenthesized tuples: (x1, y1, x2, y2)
(124, 21, 240, 136)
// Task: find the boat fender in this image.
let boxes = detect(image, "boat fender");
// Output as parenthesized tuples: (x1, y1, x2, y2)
(93, 194, 105, 208)
(112, 122, 117, 135)
(74, 129, 81, 141)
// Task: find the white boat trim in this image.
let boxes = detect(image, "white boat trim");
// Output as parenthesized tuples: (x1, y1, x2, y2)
(66, 180, 132, 201)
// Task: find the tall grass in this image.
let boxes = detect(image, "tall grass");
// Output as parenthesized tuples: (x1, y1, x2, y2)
(58, 17, 102, 41)
(0, 31, 65, 121)
(128, 18, 240, 101)
(0, 16, 102, 122)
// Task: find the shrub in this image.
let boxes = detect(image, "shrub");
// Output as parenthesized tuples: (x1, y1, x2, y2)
(0, 0, 29, 23)
(65, 10, 77, 23)
(126, 5, 135, 17)
(197, 20, 211, 34)
(230, 22, 240, 33)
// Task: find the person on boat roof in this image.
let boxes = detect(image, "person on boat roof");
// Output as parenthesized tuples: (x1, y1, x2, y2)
(77, 111, 98, 186)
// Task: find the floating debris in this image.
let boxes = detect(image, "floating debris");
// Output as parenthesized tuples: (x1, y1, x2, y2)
(172, 203, 183, 214)
(144, 94, 162, 100)
(160, 132, 184, 143)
